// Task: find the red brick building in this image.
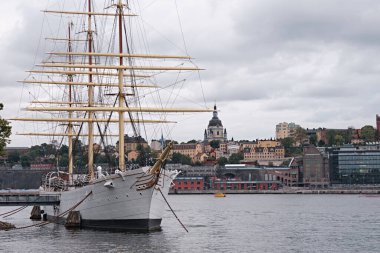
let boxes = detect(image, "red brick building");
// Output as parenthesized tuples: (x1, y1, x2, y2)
(173, 177, 204, 190)
(211, 177, 279, 190)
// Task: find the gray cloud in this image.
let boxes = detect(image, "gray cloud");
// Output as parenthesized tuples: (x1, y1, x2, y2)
(2, 0, 380, 146)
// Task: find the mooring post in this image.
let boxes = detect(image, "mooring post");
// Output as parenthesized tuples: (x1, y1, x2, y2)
(64, 211, 81, 228)
(30, 206, 41, 220)
(0, 221, 15, 230)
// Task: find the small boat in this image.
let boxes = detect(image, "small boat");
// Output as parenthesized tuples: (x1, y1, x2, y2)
(214, 192, 226, 197)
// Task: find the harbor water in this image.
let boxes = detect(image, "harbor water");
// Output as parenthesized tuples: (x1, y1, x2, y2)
(0, 194, 379, 252)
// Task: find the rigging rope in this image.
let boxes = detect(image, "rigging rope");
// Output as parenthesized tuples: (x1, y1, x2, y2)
(174, 0, 189, 56)
(3, 206, 28, 218)
(0, 206, 28, 217)
(11, 191, 93, 230)
(157, 187, 188, 233)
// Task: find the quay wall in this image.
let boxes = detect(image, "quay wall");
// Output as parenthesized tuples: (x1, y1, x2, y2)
(169, 189, 380, 195)
(0, 170, 47, 189)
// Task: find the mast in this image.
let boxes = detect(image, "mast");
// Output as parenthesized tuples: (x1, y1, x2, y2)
(67, 22, 74, 180)
(12, 1, 212, 173)
(87, 0, 94, 179)
(117, 0, 125, 171)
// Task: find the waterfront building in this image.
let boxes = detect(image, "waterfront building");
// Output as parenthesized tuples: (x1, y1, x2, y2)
(267, 157, 302, 187)
(166, 165, 216, 177)
(210, 177, 279, 191)
(0, 169, 53, 189)
(204, 105, 227, 143)
(327, 144, 380, 184)
(276, 122, 300, 139)
(303, 145, 329, 187)
(172, 177, 205, 190)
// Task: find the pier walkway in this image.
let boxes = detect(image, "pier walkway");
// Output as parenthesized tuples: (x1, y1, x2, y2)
(0, 190, 60, 206)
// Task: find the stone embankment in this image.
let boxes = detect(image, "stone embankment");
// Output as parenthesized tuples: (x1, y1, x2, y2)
(169, 189, 380, 195)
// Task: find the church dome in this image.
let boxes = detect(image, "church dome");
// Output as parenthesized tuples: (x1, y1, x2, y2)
(208, 117, 222, 127)
(208, 105, 223, 127)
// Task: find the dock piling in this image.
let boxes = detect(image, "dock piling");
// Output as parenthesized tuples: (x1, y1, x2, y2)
(30, 206, 41, 220)
(65, 211, 81, 228)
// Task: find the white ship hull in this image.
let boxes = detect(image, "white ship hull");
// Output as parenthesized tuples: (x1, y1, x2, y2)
(40, 167, 178, 231)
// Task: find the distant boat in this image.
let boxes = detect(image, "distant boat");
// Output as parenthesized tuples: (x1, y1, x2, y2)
(214, 192, 226, 198)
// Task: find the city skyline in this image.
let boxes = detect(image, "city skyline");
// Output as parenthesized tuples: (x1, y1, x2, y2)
(1, 0, 380, 147)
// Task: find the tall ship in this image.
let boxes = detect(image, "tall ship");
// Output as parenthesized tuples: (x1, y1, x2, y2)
(11, 0, 210, 231)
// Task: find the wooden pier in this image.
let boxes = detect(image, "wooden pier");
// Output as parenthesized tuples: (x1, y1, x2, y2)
(0, 191, 60, 206)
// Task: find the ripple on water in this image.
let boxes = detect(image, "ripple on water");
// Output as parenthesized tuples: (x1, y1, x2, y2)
(0, 195, 379, 252)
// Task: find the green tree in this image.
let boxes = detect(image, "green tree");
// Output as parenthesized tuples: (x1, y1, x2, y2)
(73, 139, 84, 155)
(309, 134, 317, 146)
(318, 140, 326, 146)
(361, 125, 376, 142)
(335, 134, 344, 146)
(346, 127, 354, 144)
(209, 140, 220, 149)
(58, 154, 69, 167)
(170, 152, 192, 165)
(187, 140, 197, 144)
(40, 143, 56, 156)
(95, 154, 108, 164)
(135, 145, 153, 166)
(59, 145, 69, 155)
(193, 161, 202, 166)
(20, 155, 31, 168)
(280, 137, 294, 157)
(217, 157, 228, 166)
(7, 151, 20, 164)
(294, 127, 307, 146)
(0, 103, 11, 156)
(228, 153, 243, 164)
(165, 140, 178, 146)
(28, 145, 43, 161)
(327, 130, 337, 146)
(72, 140, 86, 169)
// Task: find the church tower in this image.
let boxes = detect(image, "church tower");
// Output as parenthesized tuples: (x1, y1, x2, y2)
(204, 104, 227, 143)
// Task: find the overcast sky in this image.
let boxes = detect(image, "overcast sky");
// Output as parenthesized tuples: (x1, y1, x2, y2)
(2, 0, 380, 147)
